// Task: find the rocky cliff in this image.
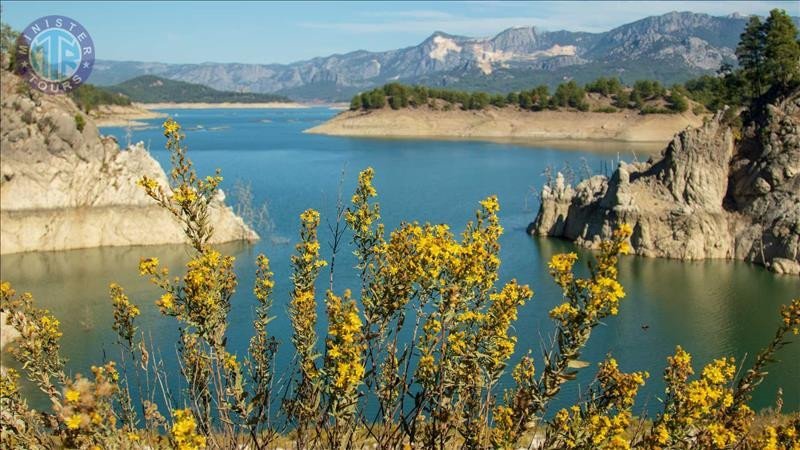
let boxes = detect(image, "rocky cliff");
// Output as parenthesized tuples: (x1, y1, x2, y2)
(530, 90, 800, 275)
(0, 70, 258, 254)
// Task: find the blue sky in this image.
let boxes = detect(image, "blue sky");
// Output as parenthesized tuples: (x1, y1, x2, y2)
(2, 1, 797, 64)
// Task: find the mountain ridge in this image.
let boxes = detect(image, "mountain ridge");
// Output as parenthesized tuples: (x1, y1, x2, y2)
(106, 75, 291, 103)
(88, 11, 800, 101)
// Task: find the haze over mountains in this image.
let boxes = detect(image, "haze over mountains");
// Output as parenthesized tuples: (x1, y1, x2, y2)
(90, 11, 800, 101)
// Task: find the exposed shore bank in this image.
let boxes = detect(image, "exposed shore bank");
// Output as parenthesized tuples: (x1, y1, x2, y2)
(140, 101, 310, 110)
(305, 106, 705, 145)
(90, 103, 166, 127)
(92, 101, 321, 127)
(0, 68, 258, 255)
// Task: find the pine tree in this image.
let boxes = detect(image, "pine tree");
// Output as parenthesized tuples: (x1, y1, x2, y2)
(763, 9, 800, 88)
(350, 94, 362, 111)
(736, 16, 766, 99)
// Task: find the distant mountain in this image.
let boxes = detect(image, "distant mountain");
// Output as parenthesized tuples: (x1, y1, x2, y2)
(106, 75, 291, 103)
(89, 11, 800, 101)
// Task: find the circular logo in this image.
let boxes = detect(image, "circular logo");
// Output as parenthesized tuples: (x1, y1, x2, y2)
(15, 16, 94, 94)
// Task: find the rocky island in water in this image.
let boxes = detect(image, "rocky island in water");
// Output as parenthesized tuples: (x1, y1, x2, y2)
(530, 90, 800, 275)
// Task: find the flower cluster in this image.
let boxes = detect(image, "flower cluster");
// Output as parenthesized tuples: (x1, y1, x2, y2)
(171, 409, 206, 450)
(344, 167, 379, 235)
(290, 208, 327, 377)
(482, 280, 532, 374)
(55, 363, 120, 448)
(325, 290, 364, 391)
(323, 289, 365, 447)
(548, 252, 578, 288)
(287, 208, 327, 446)
(781, 298, 800, 335)
(109, 283, 139, 346)
(596, 358, 648, 409)
(137, 119, 222, 251)
(551, 407, 632, 449)
(644, 347, 753, 449)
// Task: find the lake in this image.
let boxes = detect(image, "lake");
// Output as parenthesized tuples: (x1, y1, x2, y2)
(2, 107, 798, 415)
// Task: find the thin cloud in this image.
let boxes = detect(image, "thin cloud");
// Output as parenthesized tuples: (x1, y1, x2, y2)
(300, 0, 798, 39)
(299, 17, 558, 37)
(358, 10, 456, 20)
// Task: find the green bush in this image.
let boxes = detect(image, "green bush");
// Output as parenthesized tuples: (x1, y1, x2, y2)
(74, 113, 86, 132)
(668, 90, 689, 113)
(640, 105, 674, 115)
(594, 106, 618, 113)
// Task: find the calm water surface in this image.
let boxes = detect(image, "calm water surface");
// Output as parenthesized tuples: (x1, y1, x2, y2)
(2, 107, 797, 415)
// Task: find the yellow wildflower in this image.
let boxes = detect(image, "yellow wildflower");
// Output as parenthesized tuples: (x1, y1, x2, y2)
(65, 414, 83, 430)
(65, 388, 80, 403)
(163, 118, 181, 137)
(138, 257, 159, 276)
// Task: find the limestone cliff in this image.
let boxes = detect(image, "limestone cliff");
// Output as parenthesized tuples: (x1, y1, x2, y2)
(530, 90, 800, 275)
(0, 70, 257, 254)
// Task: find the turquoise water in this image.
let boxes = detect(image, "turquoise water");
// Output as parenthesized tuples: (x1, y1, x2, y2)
(2, 107, 798, 416)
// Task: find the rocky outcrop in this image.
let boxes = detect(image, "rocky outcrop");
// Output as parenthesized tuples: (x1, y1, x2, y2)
(530, 90, 800, 275)
(0, 69, 257, 254)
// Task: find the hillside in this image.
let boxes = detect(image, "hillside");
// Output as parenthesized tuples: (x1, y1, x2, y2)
(107, 75, 291, 103)
(88, 11, 800, 101)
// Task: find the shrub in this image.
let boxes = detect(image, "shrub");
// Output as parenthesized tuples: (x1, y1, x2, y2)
(640, 105, 674, 115)
(668, 90, 689, 113)
(1, 120, 798, 449)
(550, 80, 586, 109)
(595, 106, 619, 113)
(585, 77, 623, 96)
(74, 113, 86, 132)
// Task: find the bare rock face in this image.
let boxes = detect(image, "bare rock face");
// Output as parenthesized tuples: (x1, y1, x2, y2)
(0, 70, 257, 254)
(531, 90, 800, 275)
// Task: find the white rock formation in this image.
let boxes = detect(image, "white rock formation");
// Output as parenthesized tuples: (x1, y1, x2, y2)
(530, 90, 800, 275)
(0, 70, 257, 254)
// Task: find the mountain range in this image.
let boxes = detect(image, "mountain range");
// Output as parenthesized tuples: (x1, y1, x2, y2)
(89, 11, 800, 101)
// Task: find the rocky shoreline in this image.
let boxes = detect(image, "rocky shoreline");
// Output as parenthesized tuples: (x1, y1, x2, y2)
(0, 70, 257, 255)
(306, 106, 705, 144)
(529, 90, 800, 275)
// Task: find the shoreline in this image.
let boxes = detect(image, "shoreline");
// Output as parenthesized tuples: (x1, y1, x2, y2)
(305, 107, 705, 146)
(330, 134, 668, 154)
(93, 101, 333, 126)
(91, 104, 167, 127)
(139, 101, 311, 109)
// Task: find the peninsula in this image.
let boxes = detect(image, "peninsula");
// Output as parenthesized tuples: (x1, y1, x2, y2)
(307, 80, 706, 144)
